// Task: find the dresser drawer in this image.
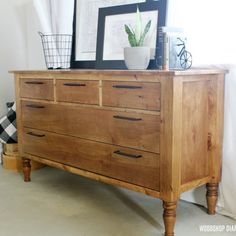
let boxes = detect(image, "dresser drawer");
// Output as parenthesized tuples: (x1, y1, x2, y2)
(22, 101, 160, 153)
(108, 148, 159, 190)
(22, 128, 109, 177)
(22, 128, 159, 190)
(102, 81, 161, 111)
(56, 80, 99, 105)
(20, 79, 54, 100)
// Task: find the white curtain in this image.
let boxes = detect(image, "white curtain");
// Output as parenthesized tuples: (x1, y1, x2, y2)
(33, 0, 74, 34)
(33, 0, 74, 68)
(220, 65, 236, 219)
(167, 0, 236, 219)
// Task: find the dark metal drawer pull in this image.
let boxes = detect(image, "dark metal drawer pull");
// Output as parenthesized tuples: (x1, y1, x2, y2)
(27, 132, 45, 138)
(26, 104, 45, 109)
(113, 115, 142, 121)
(114, 150, 142, 159)
(63, 83, 86, 87)
(25, 81, 44, 85)
(112, 85, 143, 89)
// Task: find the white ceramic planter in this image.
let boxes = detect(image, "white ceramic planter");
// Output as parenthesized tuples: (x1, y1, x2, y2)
(124, 46, 150, 70)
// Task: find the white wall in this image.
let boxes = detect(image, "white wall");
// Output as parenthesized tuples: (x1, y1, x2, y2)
(25, 1, 45, 69)
(167, 0, 236, 65)
(0, 0, 28, 154)
(0, 0, 45, 154)
(0, 0, 45, 116)
(0, 0, 27, 116)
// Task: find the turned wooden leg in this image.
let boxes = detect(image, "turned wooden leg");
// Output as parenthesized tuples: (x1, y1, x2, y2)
(206, 183, 219, 215)
(23, 158, 31, 182)
(163, 201, 177, 236)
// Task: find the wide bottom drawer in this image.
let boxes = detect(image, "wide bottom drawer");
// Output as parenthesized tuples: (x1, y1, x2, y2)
(22, 128, 160, 190)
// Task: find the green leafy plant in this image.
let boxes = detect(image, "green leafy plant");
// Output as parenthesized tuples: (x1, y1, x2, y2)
(125, 7, 151, 47)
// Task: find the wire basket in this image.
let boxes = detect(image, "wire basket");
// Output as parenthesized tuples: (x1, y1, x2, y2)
(39, 32, 72, 69)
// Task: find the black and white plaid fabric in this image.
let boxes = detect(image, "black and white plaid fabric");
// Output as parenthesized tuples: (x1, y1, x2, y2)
(0, 103, 17, 143)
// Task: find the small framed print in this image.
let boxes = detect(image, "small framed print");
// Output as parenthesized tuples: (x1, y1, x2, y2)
(95, 1, 167, 69)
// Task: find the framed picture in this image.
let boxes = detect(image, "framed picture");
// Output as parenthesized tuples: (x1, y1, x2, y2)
(95, 1, 167, 69)
(70, 0, 162, 69)
(71, 0, 148, 69)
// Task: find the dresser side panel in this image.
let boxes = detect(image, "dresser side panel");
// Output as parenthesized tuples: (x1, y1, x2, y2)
(208, 74, 225, 183)
(181, 76, 214, 184)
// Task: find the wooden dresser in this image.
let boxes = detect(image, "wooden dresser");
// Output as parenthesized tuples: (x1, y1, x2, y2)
(12, 69, 226, 236)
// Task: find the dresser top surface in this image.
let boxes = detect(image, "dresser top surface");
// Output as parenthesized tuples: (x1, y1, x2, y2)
(10, 68, 227, 77)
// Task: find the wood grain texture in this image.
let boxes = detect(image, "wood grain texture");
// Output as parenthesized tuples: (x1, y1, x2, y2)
(24, 153, 161, 198)
(20, 79, 54, 100)
(11, 69, 227, 236)
(208, 74, 225, 184)
(160, 76, 182, 202)
(102, 81, 161, 111)
(3, 143, 18, 155)
(10, 68, 228, 77)
(22, 101, 160, 153)
(205, 74, 225, 218)
(14, 75, 23, 155)
(163, 201, 177, 236)
(2, 153, 45, 172)
(180, 177, 211, 193)
(56, 79, 99, 105)
(22, 158, 31, 182)
(206, 183, 219, 215)
(181, 80, 210, 184)
(22, 128, 160, 190)
(20, 98, 160, 115)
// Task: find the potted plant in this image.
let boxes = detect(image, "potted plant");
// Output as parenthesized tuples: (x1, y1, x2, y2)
(124, 7, 151, 70)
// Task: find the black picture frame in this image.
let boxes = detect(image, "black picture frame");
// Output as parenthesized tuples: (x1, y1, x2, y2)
(70, 0, 164, 69)
(95, 1, 167, 69)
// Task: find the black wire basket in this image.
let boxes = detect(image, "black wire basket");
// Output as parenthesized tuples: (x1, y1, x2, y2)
(39, 32, 72, 69)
